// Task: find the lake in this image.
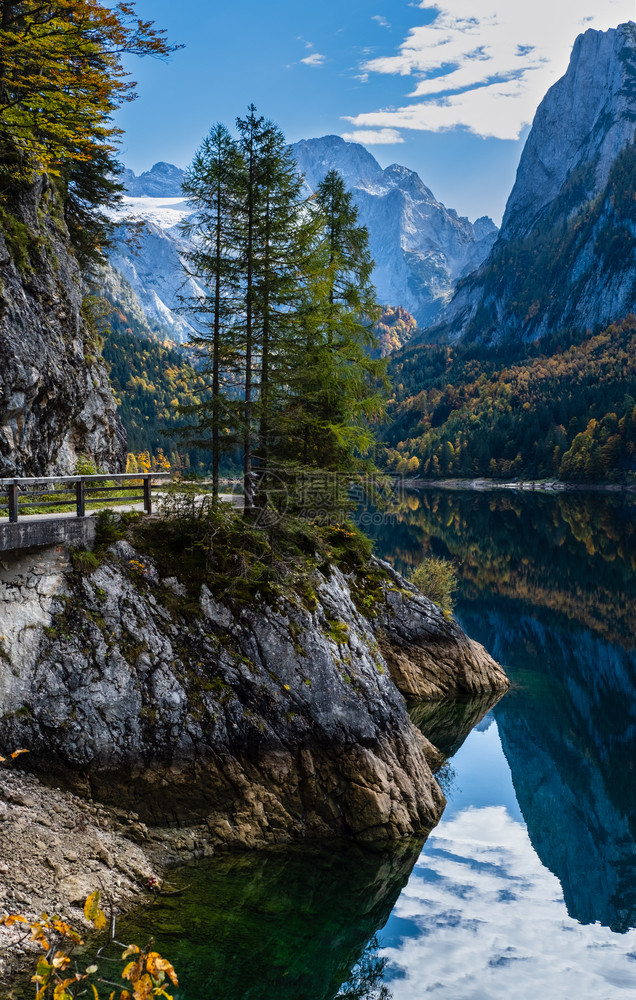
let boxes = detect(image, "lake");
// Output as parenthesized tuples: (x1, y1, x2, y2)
(125, 489, 636, 999)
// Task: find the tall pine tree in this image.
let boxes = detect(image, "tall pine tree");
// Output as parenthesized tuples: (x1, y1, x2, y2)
(180, 123, 244, 498)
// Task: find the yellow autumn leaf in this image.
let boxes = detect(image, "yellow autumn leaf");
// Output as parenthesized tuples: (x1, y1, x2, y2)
(132, 974, 155, 1000)
(10, 749, 28, 758)
(0, 914, 29, 926)
(122, 958, 143, 983)
(121, 944, 141, 959)
(53, 979, 76, 999)
(146, 954, 178, 987)
(84, 891, 107, 931)
(30, 926, 51, 952)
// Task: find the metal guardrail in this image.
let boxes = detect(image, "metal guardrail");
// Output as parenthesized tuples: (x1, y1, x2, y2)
(0, 473, 171, 523)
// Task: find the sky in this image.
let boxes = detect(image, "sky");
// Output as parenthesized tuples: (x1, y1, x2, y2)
(116, 0, 635, 224)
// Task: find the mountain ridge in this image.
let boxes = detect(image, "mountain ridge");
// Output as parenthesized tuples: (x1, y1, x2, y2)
(428, 21, 636, 345)
(115, 136, 497, 335)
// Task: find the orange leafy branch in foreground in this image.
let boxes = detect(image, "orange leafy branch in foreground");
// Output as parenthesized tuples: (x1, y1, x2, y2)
(0, 891, 178, 1000)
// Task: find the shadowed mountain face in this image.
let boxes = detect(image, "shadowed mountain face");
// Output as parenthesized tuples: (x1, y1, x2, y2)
(367, 488, 636, 932)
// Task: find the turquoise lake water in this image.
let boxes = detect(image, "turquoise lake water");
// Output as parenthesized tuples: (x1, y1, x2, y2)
(126, 489, 636, 999)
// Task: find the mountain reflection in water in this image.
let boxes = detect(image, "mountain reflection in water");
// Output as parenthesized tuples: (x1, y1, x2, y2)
(369, 489, 636, 934)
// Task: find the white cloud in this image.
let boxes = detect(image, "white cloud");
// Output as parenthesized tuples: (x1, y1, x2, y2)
(346, 0, 635, 139)
(372, 14, 391, 29)
(340, 127, 405, 144)
(301, 52, 326, 67)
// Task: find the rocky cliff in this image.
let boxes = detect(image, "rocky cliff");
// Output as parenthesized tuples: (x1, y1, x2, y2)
(0, 514, 507, 982)
(0, 533, 506, 849)
(0, 179, 126, 476)
(430, 22, 636, 344)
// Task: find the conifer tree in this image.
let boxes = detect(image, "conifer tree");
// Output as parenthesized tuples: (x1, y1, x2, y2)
(234, 106, 325, 513)
(180, 123, 243, 498)
(180, 115, 390, 514)
(279, 169, 386, 471)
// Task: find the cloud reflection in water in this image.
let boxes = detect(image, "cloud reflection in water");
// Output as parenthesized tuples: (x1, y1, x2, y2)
(381, 803, 636, 999)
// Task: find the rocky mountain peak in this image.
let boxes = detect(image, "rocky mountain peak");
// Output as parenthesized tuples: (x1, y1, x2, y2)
(501, 21, 636, 242)
(427, 21, 636, 344)
(294, 135, 386, 192)
(123, 161, 186, 198)
(292, 135, 497, 325)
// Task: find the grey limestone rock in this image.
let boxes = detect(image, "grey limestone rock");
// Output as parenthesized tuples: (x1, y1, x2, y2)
(0, 542, 508, 850)
(430, 22, 636, 344)
(0, 180, 126, 476)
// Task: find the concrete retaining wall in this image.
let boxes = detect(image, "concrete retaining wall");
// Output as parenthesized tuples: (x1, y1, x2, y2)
(0, 517, 96, 553)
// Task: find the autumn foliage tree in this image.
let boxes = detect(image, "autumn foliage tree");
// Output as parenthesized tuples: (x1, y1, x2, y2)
(0, 1, 178, 263)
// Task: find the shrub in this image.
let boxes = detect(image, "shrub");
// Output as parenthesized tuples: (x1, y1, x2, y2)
(0, 890, 178, 999)
(70, 548, 101, 575)
(410, 556, 458, 617)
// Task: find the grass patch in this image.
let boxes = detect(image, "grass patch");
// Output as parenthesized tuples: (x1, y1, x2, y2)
(327, 620, 350, 646)
(129, 486, 379, 610)
(70, 548, 101, 575)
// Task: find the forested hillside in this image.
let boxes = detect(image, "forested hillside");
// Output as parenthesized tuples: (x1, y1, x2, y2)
(102, 325, 213, 474)
(384, 317, 636, 482)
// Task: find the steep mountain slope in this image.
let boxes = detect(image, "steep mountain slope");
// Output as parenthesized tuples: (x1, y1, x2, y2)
(113, 139, 497, 337)
(0, 180, 125, 477)
(432, 22, 636, 344)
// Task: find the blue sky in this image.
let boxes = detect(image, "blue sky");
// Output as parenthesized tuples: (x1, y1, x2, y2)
(117, 0, 634, 224)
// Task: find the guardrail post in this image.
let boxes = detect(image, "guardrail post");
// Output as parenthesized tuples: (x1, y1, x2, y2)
(8, 483, 18, 523)
(75, 478, 85, 518)
(143, 476, 152, 515)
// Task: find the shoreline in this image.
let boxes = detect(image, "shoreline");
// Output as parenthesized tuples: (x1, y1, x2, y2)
(400, 477, 636, 495)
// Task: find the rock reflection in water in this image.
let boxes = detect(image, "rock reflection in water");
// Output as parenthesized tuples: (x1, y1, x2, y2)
(410, 693, 503, 761)
(120, 842, 423, 1000)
